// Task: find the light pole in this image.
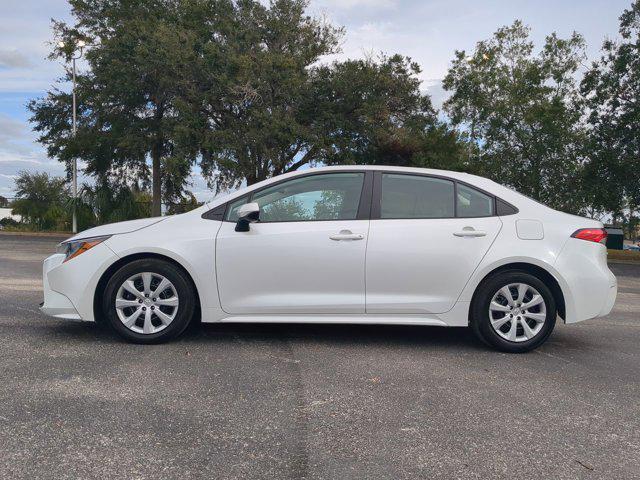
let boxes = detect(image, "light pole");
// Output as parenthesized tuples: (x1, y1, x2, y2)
(58, 39, 86, 233)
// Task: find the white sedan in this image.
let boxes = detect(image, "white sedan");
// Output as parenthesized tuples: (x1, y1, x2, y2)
(41, 166, 617, 352)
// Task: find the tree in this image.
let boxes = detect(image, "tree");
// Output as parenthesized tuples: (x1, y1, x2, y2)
(581, 0, 640, 225)
(310, 55, 471, 172)
(31, 0, 468, 207)
(186, 2, 466, 191)
(188, 0, 342, 190)
(165, 192, 202, 215)
(11, 172, 70, 230)
(78, 181, 152, 225)
(0, 195, 9, 208)
(443, 21, 587, 213)
(29, 0, 198, 216)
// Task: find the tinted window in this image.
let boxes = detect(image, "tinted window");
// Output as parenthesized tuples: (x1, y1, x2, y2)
(457, 184, 494, 217)
(225, 196, 249, 222)
(251, 173, 365, 222)
(380, 174, 455, 219)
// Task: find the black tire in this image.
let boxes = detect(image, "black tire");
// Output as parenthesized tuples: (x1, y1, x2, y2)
(102, 258, 196, 344)
(471, 270, 556, 353)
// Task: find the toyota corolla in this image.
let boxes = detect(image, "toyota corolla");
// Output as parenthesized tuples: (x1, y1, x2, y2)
(40, 166, 617, 352)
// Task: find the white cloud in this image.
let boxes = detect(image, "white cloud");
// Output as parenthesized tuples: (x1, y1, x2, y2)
(0, 114, 27, 140)
(314, 0, 398, 10)
(0, 105, 63, 195)
(0, 111, 44, 161)
(0, 150, 66, 197)
(424, 80, 448, 111)
(0, 49, 32, 68)
(313, 0, 629, 113)
(0, 151, 56, 167)
(0, 1, 71, 94)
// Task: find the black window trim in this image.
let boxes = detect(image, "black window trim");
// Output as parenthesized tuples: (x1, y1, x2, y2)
(202, 169, 518, 222)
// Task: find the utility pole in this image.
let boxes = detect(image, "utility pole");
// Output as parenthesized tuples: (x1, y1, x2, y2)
(58, 39, 86, 233)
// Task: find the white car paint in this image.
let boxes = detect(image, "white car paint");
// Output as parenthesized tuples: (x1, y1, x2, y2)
(66, 216, 167, 240)
(40, 165, 617, 331)
(216, 219, 369, 314)
(366, 216, 502, 314)
(516, 219, 544, 240)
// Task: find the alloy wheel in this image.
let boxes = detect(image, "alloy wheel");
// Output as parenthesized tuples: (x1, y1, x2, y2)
(115, 272, 179, 334)
(488, 283, 547, 343)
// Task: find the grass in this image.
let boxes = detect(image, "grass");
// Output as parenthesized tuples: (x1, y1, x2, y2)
(0, 227, 71, 237)
(608, 249, 640, 263)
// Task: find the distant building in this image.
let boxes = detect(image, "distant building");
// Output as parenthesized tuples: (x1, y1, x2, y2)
(0, 208, 21, 223)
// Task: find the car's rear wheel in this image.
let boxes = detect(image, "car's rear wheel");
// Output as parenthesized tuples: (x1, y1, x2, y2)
(102, 258, 195, 344)
(471, 270, 556, 353)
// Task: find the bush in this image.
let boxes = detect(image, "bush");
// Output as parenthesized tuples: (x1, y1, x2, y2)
(0, 217, 19, 229)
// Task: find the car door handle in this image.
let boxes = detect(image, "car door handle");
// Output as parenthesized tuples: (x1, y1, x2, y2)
(454, 229, 487, 237)
(330, 230, 364, 241)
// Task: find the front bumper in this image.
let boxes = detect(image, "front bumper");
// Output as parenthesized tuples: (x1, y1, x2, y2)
(40, 242, 118, 322)
(40, 253, 82, 320)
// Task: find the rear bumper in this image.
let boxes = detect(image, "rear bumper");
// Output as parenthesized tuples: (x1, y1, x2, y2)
(556, 239, 617, 323)
(598, 283, 617, 317)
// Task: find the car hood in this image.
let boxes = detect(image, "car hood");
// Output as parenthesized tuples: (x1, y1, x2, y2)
(64, 217, 167, 242)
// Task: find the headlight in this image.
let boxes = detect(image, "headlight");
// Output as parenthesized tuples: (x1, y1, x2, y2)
(56, 235, 111, 262)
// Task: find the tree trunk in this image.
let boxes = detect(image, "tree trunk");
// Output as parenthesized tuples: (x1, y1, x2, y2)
(151, 145, 162, 217)
(245, 162, 260, 186)
(151, 102, 164, 217)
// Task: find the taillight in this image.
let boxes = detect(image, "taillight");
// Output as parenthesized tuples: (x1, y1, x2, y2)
(571, 228, 608, 244)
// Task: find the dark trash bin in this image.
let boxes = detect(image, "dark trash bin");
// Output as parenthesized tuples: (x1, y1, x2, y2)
(605, 227, 623, 250)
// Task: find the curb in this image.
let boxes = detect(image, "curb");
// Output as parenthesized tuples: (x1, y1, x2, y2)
(607, 259, 640, 266)
(0, 231, 72, 239)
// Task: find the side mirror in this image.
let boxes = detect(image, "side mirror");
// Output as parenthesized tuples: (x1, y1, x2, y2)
(235, 202, 260, 232)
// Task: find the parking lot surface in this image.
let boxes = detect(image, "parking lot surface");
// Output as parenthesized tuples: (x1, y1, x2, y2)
(1, 233, 639, 479)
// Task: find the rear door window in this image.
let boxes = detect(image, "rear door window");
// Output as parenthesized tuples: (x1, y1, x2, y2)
(456, 184, 494, 217)
(380, 174, 455, 219)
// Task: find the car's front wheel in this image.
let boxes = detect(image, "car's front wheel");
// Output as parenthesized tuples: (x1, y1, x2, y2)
(471, 271, 557, 353)
(102, 258, 195, 343)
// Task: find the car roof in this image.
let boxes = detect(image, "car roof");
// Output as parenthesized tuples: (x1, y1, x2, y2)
(296, 165, 479, 180)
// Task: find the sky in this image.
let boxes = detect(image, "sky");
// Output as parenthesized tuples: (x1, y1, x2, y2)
(0, 0, 632, 200)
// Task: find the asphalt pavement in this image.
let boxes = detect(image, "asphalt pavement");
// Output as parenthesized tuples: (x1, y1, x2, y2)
(1, 233, 639, 479)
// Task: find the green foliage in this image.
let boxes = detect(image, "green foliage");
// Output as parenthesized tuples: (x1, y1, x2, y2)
(443, 21, 587, 213)
(26, 0, 640, 226)
(165, 192, 202, 215)
(9, 171, 156, 232)
(30, 0, 466, 204)
(581, 1, 640, 224)
(29, 0, 200, 216)
(188, 0, 343, 189)
(261, 197, 307, 221)
(0, 217, 19, 229)
(313, 190, 343, 219)
(0, 195, 9, 208)
(310, 55, 470, 172)
(78, 182, 153, 226)
(11, 171, 71, 230)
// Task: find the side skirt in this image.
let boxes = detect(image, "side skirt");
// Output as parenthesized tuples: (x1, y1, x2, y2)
(199, 302, 471, 327)
(209, 315, 449, 327)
